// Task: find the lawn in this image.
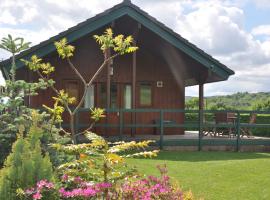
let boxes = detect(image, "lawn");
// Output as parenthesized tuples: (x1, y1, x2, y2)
(128, 151, 270, 200)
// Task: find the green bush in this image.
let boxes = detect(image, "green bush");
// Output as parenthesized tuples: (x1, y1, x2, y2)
(0, 112, 54, 200)
(240, 114, 270, 137)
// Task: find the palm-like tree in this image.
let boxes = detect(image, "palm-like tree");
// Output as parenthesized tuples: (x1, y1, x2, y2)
(0, 34, 31, 81)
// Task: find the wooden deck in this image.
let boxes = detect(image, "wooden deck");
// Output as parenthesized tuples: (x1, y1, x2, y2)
(106, 131, 270, 152)
(107, 131, 270, 140)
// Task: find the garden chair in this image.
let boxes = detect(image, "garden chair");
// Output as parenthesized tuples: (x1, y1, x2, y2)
(214, 112, 236, 137)
(203, 124, 215, 137)
(203, 113, 224, 137)
(203, 119, 216, 137)
(240, 113, 257, 138)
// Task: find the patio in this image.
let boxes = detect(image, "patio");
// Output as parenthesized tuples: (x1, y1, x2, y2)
(104, 131, 270, 152)
(106, 131, 270, 141)
(72, 108, 270, 151)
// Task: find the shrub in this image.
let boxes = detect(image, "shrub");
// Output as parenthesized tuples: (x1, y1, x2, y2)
(120, 164, 185, 200)
(52, 130, 159, 184)
(20, 177, 113, 200)
(17, 180, 57, 200)
(20, 165, 195, 200)
(0, 112, 54, 200)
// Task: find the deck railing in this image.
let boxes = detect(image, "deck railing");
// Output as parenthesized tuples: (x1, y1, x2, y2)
(62, 108, 270, 151)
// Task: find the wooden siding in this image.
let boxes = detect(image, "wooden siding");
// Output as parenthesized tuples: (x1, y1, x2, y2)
(15, 16, 201, 135)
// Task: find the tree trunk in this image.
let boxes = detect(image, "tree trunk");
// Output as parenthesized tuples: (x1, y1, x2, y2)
(70, 114, 77, 144)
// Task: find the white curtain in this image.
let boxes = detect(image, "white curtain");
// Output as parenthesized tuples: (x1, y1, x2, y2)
(124, 85, 131, 109)
(84, 85, 94, 108)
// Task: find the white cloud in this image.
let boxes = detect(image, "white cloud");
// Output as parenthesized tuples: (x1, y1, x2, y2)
(0, 10, 17, 25)
(19, 6, 38, 23)
(252, 25, 270, 36)
(47, 15, 76, 31)
(139, 1, 184, 28)
(175, 2, 248, 56)
(0, 27, 58, 48)
(0, 49, 10, 60)
(164, 1, 270, 96)
(0, 70, 5, 86)
(0, 0, 39, 25)
(261, 41, 270, 56)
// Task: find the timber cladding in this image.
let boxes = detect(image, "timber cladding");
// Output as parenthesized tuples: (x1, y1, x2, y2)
(16, 24, 185, 135)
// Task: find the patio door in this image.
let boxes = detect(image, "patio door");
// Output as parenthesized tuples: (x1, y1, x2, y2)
(96, 82, 132, 136)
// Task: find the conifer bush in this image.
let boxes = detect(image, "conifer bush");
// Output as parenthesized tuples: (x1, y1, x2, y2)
(0, 111, 54, 200)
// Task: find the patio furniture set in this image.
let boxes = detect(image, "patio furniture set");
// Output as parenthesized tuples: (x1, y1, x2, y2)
(203, 112, 257, 138)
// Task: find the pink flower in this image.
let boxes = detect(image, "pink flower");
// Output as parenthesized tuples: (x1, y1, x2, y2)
(36, 180, 55, 191)
(45, 182, 54, 189)
(37, 180, 47, 189)
(82, 188, 97, 197)
(33, 192, 42, 200)
(62, 174, 69, 181)
(95, 182, 112, 189)
(59, 187, 99, 198)
(25, 188, 35, 195)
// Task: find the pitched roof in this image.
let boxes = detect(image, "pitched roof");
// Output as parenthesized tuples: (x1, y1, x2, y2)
(0, 0, 234, 80)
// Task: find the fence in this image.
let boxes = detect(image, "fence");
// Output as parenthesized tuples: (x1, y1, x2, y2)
(64, 108, 270, 151)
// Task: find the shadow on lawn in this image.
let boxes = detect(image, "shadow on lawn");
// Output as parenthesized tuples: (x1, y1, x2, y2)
(144, 151, 270, 162)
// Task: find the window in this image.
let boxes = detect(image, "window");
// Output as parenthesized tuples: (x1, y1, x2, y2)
(99, 83, 107, 108)
(84, 85, 95, 108)
(124, 84, 131, 109)
(98, 83, 120, 109)
(64, 80, 79, 104)
(139, 83, 152, 106)
(110, 84, 118, 109)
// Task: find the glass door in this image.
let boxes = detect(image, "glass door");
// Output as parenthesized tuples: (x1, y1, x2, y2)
(96, 83, 131, 109)
(96, 83, 132, 136)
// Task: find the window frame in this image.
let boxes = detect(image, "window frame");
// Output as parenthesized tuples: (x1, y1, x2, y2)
(138, 82, 153, 107)
(96, 82, 107, 109)
(63, 79, 81, 106)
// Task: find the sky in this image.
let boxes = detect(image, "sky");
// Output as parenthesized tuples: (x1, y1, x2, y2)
(0, 0, 270, 97)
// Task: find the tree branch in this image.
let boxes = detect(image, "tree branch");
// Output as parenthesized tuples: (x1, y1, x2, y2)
(75, 121, 96, 137)
(72, 53, 119, 115)
(72, 86, 87, 115)
(36, 70, 72, 115)
(59, 127, 71, 136)
(87, 53, 119, 87)
(67, 58, 86, 85)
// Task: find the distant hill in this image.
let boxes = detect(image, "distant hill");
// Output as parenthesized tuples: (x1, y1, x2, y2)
(185, 96, 193, 101)
(185, 92, 270, 110)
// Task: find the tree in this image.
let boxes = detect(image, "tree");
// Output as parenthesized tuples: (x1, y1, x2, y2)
(23, 28, 138, 144)
(185, 97, 199, 110)
(0, 35, 52, 166)
(252, 98, 270, 111)
(0, 34, 31, 81)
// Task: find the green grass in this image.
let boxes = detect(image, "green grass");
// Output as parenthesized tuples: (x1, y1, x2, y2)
(127, 151, 270, 200)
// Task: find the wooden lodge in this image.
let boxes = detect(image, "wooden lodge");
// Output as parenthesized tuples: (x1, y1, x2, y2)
(0, 0, 234, 136)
